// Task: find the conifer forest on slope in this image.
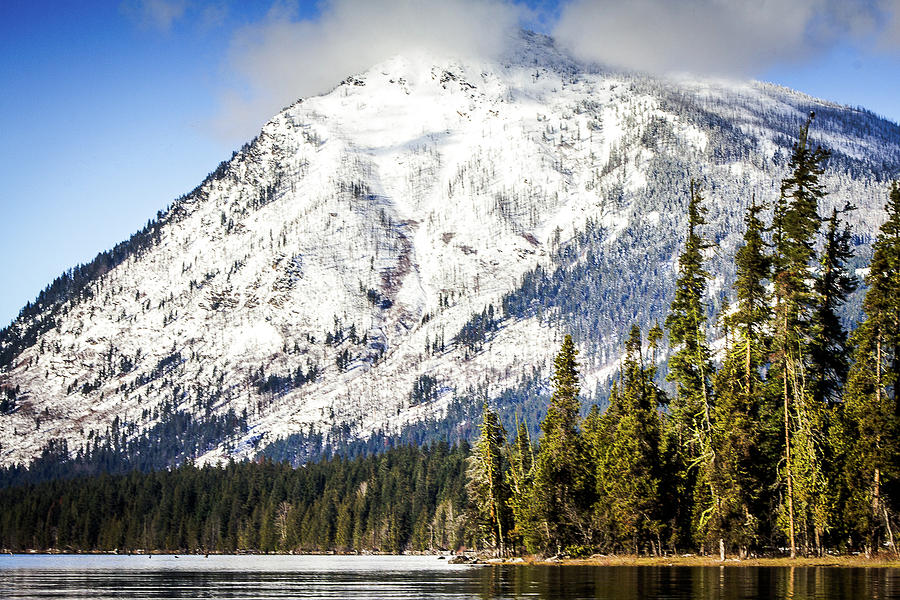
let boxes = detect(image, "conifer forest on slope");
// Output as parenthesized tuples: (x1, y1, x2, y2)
(3, 33, 899, 474)
(1, 115, 899, 559)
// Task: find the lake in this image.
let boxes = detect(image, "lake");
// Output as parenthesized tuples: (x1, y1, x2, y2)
(1, 554, 899, 599)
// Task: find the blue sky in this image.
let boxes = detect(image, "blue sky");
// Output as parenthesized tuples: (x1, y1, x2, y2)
(1, 0, 899, 328)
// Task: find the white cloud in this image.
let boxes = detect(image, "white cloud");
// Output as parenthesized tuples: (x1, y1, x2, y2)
(552, 0, 900, 76)
(209, 0, 900, 141)
(211, 0, 524, 141)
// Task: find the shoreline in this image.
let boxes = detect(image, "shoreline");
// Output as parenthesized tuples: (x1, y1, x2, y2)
(4, 550, 900, 568)
(480, 554, 900, 568)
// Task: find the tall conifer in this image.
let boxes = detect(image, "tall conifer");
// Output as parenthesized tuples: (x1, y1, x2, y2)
(665, 180, 717, 548)
(595, 326, 665, 554)
(710, 198, 772, 556)
(533, 334, 590, 554)
(810, 205, 858, 405)
(466, 403, 510, 555)
(771, 112, 830, 556)
(841, 182, 900, 556)
(507, 414, 539, 553)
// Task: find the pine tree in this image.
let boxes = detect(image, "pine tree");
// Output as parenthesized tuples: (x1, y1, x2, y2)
(507, 414, 539, 553)
(710, 198, 772, 556)
(594, 325, 666, 554)
(841, 182, 900, 556)
(665, 180, 717, 549)
(809, 205, 858, 405)
(582, 402, 611, 547)
(532, 334, 590, 554)
(771, 112, 830, 557)
(466, 403, 510, 556)
(731, 197, 773, 390)
(807, 205, 858, 554)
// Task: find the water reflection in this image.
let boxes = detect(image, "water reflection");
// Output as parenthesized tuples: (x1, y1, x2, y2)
(1, 555, 898, 599)
(473, 564, 900, 600)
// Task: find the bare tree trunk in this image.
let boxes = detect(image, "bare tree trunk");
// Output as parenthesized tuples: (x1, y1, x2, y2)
(745, 338, 752, 394)
(873, 337, 883, 554)
(544, 519, 551, 555)
(882, 504, 898, 558)
(784, 352, 796, 559)
(497, 506, 505, 558)
(873, 467, 881, 555)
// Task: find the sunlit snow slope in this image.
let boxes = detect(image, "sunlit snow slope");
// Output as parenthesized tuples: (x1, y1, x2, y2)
(1, 32, 898, 468)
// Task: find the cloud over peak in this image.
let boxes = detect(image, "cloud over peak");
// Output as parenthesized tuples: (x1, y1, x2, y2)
(552, 0, 900, 76)
(214, 0, 524, 140)
(210, 0, 900, 141)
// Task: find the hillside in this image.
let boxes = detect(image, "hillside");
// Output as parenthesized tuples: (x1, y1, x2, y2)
(1, 31, 898, 471)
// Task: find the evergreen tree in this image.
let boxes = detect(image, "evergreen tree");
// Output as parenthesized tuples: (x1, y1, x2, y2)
(665, 180, 717, 549)
(731, 197, 774, 391)
(506, 414, 538, 553)
(710, 198, 772, 556)
(841, 182, 900, 556)
(532, 334, 590, 554)
(594, 325, 666, 554)
(809, 205, 858, 405)
(807, 205, 857, 553)
(771, 112, 830, 557)
(582, 403, 610, 548)
(466, 403, 510, 555)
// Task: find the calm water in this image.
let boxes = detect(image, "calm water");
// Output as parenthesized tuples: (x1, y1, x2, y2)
(1, 554, 899, 599)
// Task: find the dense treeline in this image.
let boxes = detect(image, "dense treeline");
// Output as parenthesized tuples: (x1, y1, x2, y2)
(0, 407, 248, 489)
(2, 117, 897, 559)
(467, 115, 900, 559)
(0, 443, 469, 553)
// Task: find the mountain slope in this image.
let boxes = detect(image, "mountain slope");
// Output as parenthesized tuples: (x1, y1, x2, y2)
(1, 32, 898, 469)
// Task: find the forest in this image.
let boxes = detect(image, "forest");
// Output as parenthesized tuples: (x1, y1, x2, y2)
(0, 115, 898, 559)
(467, 115, 900, 559)
(0, 443, 469, 553)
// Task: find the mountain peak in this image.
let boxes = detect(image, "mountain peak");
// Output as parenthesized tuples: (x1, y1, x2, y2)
(1, 42, 897, 471)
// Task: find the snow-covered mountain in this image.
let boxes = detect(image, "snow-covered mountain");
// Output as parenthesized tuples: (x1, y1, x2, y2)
(1, 31, 898, 469)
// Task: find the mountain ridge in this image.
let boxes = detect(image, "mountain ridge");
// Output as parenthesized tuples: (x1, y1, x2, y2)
(1, 31, 898, 471)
